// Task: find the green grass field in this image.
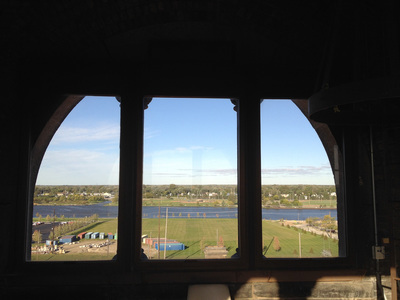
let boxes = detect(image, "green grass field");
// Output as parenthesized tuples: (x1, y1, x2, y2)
(142, 218, 338, 259)
(32, 218, 338, 261)
(68, 218, 119, 236)
(262, 221, 338, 258)
(142, 218, 239, 259)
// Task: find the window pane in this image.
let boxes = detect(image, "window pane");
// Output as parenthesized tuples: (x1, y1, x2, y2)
(142, 98, 238, 260)
(261, 100, 338, 258)
(30, 96, 120, 261)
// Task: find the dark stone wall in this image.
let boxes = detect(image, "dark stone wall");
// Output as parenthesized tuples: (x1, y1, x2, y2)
(1, 2, 400, 299)
(0, 280, 379, 299)
(0, 94, 26, 274)
(2, 90, 400, 300)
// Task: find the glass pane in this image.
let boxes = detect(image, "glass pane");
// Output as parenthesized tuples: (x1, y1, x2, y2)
(261, 100, 338, 258)
(30, 96, 120, 261)
(142, 98, 238, 260)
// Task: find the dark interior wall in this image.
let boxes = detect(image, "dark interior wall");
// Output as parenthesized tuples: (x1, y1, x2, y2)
(373, 123, 400, 271)
(1, 1, 400, 299)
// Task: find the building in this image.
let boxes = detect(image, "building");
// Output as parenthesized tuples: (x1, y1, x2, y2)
(1, 2, 400, 299)
(59, 235, 76, 244)
(77, 232, 87, 240)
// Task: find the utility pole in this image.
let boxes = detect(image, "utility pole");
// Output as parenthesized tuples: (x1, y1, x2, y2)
(158, 205, 161, 259)
(164, 208, 168, 259)
(149, 232, 152, 260)
(51, 209, 55, 253)
(299, 233, 302, 258)
(36, 230, 41, 260)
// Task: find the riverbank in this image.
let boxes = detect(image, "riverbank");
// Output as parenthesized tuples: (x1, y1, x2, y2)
(34, 201, 335, 209)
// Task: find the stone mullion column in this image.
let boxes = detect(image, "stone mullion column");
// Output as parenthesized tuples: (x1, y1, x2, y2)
(237, 95, 262, 269)
(117, 92, 147, 270)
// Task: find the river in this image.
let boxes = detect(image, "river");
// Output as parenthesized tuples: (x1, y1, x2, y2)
(33, 203, 337, 220)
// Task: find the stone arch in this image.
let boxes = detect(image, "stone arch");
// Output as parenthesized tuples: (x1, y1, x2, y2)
(31, 95, 84, 185)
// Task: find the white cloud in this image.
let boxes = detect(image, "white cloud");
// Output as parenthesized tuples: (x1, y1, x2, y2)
(50, 125, 120, 145)
(261, 165, 332, 176)
(144, 127, 160, 140)
(143, 146, 237, 184)
(261, 164, 334, 184)
(36, 149, 119, 185)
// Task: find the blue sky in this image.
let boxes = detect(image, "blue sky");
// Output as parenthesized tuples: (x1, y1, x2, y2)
(36, 96, 335, 186)
(36, 97, 121, 185)
(143, 98, 237, 185)
(260, 100, 334, 185)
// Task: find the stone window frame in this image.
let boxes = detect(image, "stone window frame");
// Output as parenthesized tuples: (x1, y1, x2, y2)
(25, 93, 353, 276)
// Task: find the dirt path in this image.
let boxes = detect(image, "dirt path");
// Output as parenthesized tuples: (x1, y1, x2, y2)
(59, 239, 117, 255)
(285, 220, 338, 240)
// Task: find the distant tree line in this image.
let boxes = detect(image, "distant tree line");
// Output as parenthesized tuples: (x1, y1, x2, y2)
(143, 184, 335, 200)
(34, 184, 336, 206)
(143, 184, 238, 204)
(261, 184, 336, 201)
(261, 185, 336, 207)
(34, 185, 119, 205)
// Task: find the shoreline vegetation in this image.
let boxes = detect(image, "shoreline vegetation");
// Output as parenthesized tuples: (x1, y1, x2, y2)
(34, 184, 337, 208)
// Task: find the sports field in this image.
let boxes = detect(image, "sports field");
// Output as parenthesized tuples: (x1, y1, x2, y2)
(31, 218, 338, 261)
(142, 218, 239, 259)
(142, 218, 338, 259)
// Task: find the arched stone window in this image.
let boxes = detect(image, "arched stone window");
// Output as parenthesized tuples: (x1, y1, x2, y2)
(27, 95, 345, 271)
(260, 99, 340, 258)
(29, 96, 120, 261)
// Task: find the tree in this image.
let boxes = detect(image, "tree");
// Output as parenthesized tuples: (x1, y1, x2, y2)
(292, 200, 302, 207)
(48, 230, 56, 240)
(112, 192, 119, 204)
(273, 236, 281, 251)
(320, 215, 336, 236)
(228, 193, 237, 204)
(35, 212, 42, 222)
(144, 192, 155, 198)
(306, 217, 319, 227)
(32, 230, 42, 244)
